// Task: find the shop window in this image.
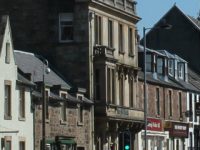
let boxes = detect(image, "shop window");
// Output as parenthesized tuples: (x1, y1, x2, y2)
(94, 15, 102, 45)
(108, 19, 113, 48)
(59, 13, 73, 42)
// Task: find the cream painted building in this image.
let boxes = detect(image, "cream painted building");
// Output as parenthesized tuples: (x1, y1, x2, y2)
(0, 16, 34, 150)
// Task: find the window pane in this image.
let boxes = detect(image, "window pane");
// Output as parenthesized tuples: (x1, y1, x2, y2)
(5, 84, 11, 117)
(146, 54, 152, 72)
(108, 20, 113, 48)
(157, 58, 163, 74)
(19, 141, 25, 150)
(118, 24, 123, 52)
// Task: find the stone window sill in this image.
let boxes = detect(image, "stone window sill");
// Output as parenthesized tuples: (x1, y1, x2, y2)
(60, 120, 67, 125)
(77, 121, 84, 126)
(4, 115, 12, 120)
(18, 117, 26, 121)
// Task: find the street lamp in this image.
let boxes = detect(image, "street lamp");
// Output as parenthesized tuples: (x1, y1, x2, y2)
(143, 23, 171, 150)
(36, 55, 51, 150)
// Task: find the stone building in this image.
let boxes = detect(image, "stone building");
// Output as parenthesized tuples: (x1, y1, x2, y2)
(0, 0, 144, 149)
(137, 46, 199, 150)
(14, 50, 93, 150)
(0, 16, 34, 150)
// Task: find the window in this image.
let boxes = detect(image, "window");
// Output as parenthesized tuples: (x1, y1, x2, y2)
(118, 24, 124, 53)
(146, 54, 152, 72)
(5, 81, 11, 119)
(156, 88, 160, 116)
(157, 57, 164, 74)
(179, 92, 182, 118)
(107, 68, 115, 104)
(5, 43, 11, 64)
(168, 59, 174, 76)
(194, 95, 197, 122)
(95, 69, 101, 100)
(45, 91, 49, 120)
(169, 90, 172, 117)
(78, 105, 83, 123)
(19, 141, 25, 150)
(5, 140, 11, 150)
(94, 15, 102, 45)
(129, 79, 134, 107)
(19, 88, 25, 119)
(128, 27, 134, 55)
(119, 75, 124, 106)
(178, 63, 184, 79)
(189, 93, 193, 122)
(108, 20, 113, 48)
(59, 13, 73, 42)
(61, 93, 67, 122)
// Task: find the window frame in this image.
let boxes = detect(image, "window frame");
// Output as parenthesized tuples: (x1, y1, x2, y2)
(178, 62, 184, 80)
(60, 92, 67, 123)
(155, 88, 160, 116)
(19, 87, 25, 120)
(59, 13, 74, 43)
(107, 67, 115, 104)
(168, 59, 174, 76)
(94, 15, 102, 45)
(118, 23, 124, 54)
(4, 80, 12, 119)
(5, 42, 11, 64)
(128, 27, 134, 56)
(108, 19, 113, 48)
(19, 140, 26, 150)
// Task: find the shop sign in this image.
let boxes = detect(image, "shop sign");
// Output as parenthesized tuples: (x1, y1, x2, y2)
(166, 122, 189, 138)
(147, 118, 162, 131)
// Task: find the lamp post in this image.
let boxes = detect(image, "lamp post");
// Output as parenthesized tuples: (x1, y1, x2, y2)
(36, 55, 50, 150)
(143, 24, 171, 150)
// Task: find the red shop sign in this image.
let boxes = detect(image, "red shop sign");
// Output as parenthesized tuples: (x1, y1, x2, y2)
(147, 118, 162, 131)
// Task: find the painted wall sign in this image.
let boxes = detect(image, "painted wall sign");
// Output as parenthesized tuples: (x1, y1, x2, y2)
(147, 118, 162, 131)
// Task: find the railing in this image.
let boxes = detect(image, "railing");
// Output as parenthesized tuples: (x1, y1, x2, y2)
(94, 45, 115, 58)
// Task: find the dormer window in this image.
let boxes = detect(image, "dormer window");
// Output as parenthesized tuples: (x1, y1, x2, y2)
(146, 54, 152, 72)
(157, 57, 164, 74)
(168, 59, 174, 76)
(5, 43, 10, 64)
(59, 13, 73, 42)
(178, 62, 184, 80)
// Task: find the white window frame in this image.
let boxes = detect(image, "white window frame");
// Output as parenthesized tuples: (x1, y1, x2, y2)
(178, 63, 184, 80)
(59, 13, 73, 43)
(168, 59, 174, 76)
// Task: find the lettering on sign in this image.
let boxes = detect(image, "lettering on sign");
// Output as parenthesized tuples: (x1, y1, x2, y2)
(147, 118, 162, 131)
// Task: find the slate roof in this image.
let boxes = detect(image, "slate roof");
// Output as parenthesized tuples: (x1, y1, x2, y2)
(14, 50, 71, 90)
(17, 73, 35, 86)
(188, 67, 200, 92)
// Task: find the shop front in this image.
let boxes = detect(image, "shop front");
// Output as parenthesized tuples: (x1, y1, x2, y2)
(138, 118, 169, 150)
(165, 121, 189, 150)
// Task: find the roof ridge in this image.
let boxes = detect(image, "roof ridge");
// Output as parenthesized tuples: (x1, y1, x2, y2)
(14, 50, 35, 56)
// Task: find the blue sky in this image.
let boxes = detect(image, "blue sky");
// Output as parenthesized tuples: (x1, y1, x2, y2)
(137, 0, 200, 36)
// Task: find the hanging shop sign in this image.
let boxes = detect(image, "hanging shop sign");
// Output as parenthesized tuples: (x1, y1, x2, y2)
(165, 121, 189, 138)
(147, 118, 162, 131)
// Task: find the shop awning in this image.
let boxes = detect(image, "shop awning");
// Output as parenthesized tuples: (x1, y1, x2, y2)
(59, 139, 76, 144)
(46, 139, 55, 144)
